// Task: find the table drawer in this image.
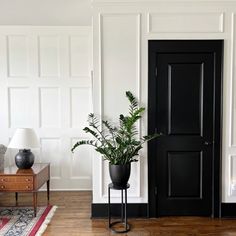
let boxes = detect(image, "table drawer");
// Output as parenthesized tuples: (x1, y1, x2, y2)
(0, 176, 33, 183)
(0, 182, 33, 191)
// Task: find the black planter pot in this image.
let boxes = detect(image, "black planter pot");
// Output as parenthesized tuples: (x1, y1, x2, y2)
(109, 163, 131, 188)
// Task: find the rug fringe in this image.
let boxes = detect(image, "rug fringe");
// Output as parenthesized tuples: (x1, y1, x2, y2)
(35, 206, 58, 236)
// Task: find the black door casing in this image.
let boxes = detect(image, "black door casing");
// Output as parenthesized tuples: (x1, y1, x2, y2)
(148, 40, 223, 217)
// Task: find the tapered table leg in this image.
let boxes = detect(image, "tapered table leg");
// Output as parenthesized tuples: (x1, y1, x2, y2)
(47, 180, 50, 204)
(15, 192, 18, 206)
(33, 192, 37, 217)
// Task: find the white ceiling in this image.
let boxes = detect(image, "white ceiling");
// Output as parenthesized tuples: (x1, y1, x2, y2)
(0, 0, 92, 25)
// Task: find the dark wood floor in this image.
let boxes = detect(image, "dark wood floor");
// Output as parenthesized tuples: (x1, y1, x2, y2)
(1, 191, 236, 235)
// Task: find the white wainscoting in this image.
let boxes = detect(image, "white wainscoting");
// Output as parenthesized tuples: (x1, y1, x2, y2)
(0, 26, 93, 190)
(92, 1, 236, 203)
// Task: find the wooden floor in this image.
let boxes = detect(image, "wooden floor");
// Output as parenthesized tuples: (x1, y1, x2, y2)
(1, 191, 236, 235)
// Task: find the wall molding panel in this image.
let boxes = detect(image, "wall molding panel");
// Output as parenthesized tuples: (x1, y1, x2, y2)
(224, 12, 236, 202)
(40, 137, 62, 180)
(38, 35, 60, 78)
(230, 13, 236, 147)
(70, 87, 92, 129)
(69, 35, 91, 78)
(8, 87, 30, 128)
(97, 13, 142, 201)
(70, 138, 92, 189)
(230, 155, 236, 196)
(39, 87, 61, 128)
(0, 26, 92, 190)
(147, 12, 224, 33)
(7, 35, 29, 78)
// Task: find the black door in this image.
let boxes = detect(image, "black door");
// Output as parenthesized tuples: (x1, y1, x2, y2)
(148, 40, 223, 217)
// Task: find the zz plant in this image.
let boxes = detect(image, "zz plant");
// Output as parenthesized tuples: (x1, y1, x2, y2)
(71, 91, 158, 165)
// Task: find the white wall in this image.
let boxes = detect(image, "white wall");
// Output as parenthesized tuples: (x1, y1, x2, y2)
(0, 26, 93, 190)
(0, 0, 91, 25)
(92, 0, 236, 203)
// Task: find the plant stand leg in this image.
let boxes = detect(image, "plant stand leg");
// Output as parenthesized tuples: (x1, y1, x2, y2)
(108, 183, 130, 233)
(108, 185, 111, 227)
(121, 189, 124, 222)
(125, 188, 127, 230)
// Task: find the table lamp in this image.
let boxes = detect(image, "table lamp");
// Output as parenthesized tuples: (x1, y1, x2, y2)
(8, 128, 40, 169)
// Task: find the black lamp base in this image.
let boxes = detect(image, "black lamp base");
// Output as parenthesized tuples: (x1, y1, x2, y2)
(15, 149, 34, 169)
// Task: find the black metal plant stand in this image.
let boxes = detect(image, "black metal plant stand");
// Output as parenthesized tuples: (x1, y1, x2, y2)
(108, 183, 131, 233)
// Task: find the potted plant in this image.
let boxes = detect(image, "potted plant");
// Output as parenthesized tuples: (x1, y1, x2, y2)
(71, 91, 159, 188)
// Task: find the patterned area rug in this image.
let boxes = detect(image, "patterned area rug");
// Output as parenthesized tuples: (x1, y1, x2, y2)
(0, 205, 57, 236)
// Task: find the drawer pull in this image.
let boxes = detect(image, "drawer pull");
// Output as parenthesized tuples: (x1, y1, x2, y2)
(1, 179, 5, 182)
(1, 186, 5, 189)
(26, 186, 30, 189)
(25, 178, 31, 182)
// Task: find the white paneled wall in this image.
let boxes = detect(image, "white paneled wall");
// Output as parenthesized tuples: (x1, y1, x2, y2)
(0, 26, 92, 190)
(92, 0, 236, 203)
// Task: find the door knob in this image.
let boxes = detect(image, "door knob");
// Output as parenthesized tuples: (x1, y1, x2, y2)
(204, 141, 213, 146)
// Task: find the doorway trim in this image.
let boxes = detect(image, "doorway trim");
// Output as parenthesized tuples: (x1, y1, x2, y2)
(147, 40, 223, 218)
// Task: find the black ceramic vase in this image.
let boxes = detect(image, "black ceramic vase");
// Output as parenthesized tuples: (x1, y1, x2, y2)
(15, 149, 34, 169)
(109, 163, 131, 188)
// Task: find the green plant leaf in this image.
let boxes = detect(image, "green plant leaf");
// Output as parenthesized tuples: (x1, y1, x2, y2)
(71, 91, 160, 164)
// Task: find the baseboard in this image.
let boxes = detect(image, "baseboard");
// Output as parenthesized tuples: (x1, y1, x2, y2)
(91, 203, 148, 218)
(93, 203, 236, 218)
(221, 203, 236, 218)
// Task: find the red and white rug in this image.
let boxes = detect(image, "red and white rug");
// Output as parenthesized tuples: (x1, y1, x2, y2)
(0, 205, 57, 236)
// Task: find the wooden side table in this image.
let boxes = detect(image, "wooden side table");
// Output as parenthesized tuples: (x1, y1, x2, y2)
(0, 163, 50, 217)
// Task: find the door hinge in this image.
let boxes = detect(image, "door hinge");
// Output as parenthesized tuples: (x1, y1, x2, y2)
(155, 67, 158, 77)
(154, 187, 158, 195)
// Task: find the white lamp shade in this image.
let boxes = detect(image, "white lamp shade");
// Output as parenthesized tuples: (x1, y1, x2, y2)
(8, 128, 40, 149)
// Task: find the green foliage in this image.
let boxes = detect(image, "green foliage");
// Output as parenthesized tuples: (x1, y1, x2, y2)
(71, 91, 160, 164)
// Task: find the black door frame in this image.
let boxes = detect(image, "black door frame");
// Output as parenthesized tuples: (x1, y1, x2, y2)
(148, 40, 223, 218)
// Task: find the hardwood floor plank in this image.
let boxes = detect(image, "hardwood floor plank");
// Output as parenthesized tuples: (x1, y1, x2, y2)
(1, 191, 236, 235)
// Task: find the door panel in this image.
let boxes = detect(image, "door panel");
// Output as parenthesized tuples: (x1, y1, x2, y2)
(168, 151, 202, 198)
(167, 62, 203, 135)
(148, 40, 223, 217)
